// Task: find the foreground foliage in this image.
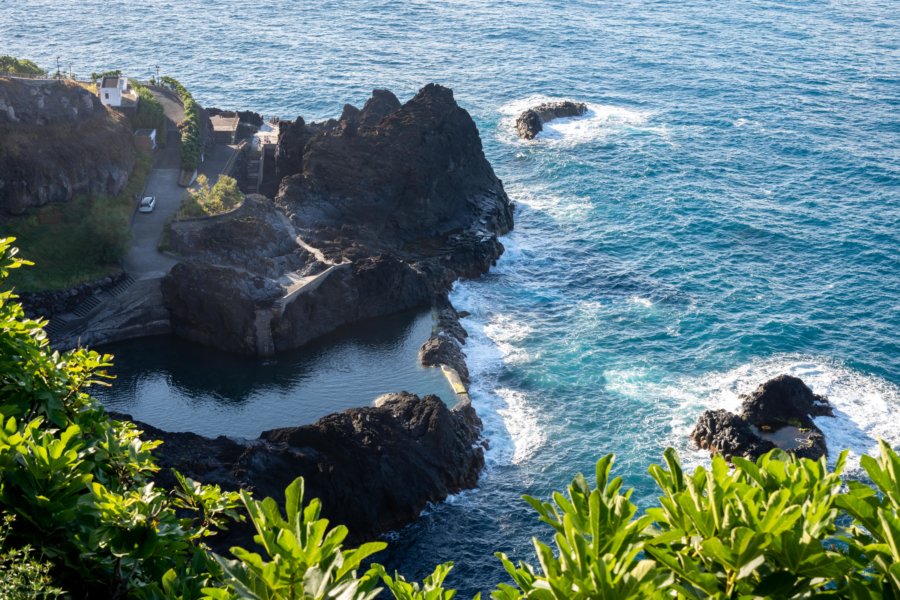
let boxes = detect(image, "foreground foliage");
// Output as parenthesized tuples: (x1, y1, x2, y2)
(0, 238, 898, 598)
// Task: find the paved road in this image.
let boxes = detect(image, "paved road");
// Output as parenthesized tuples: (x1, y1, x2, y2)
(122, 86, 185, 280)
(122, 169, 180, 279)
(122, 87, 238, 280)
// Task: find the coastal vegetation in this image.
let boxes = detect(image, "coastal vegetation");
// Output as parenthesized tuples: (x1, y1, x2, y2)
(160, 76, 202, 173)
(129, 80, 167, 148)
(0, 55, 46, 76)
(0, 239, 898, 598)
(178, 175, 242, 219)
(4, 150, 150, 291)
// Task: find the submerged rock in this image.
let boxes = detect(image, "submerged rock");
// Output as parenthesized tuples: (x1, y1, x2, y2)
(690, 375, 832, 461)
(120, 391, 483, 543)
(515, 100, 588, 139)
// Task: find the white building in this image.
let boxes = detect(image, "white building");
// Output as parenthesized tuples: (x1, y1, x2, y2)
(99, 75, 134, 107)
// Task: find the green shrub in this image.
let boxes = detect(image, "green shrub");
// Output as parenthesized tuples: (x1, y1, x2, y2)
(0, 515, 64, 599)
(130, 82, 167, 147)
(178, 175, 243, 219)
(4, 150, 151, 291)
(161, 76, 202, 172)
(0, 239, 243, 597)
(0, 56, 46, 76)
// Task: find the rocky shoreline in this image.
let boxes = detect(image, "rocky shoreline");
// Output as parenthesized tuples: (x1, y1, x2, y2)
(105, 84, 512, 541)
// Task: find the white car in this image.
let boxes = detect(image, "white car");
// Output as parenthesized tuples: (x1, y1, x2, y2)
(139, 196, 156, 213)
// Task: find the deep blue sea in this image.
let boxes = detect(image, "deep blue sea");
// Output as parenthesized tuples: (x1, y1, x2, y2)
(3, 0, 899, 594)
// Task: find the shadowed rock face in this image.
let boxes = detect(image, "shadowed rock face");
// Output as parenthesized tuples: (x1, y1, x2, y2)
(691, 375, 833, 461)
(163, 84, 514, 356)
(515, 100, 587, 139)
(118, 391, 484, 544)
(0, 78, 136, 214)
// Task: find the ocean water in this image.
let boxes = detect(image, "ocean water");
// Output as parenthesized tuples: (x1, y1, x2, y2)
(3, 0, 899, 595)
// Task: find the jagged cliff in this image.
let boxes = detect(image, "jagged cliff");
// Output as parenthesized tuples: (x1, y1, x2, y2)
(163, 84, 513, 355)
(0, 78, 136, 215)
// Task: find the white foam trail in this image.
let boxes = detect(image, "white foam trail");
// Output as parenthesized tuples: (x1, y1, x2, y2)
(483, 314, 534, 366)
(629, 295, 654, 308)
(658, 356, 900, 475)
(508, 186, 594, 222)
(450, 274, 547, 467)
(496, 388, 546, 464)
(497, 95, 655, 146)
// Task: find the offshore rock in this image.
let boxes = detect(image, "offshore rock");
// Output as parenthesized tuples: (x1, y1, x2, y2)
(690, 375, 832, 461)
(0, 78, 136, 214)
(515, 100, 587, 139)
(121, 391, 484, 543)
(740, 373, 834, 425)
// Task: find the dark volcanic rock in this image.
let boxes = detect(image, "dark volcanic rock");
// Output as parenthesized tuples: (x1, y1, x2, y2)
(740, 374, 834, 426)
(278, 83, 513, 244)
(123, 391, 483, 542)
(515, 100, 588, 139)
(358, 89, 401, 128)
(691, 409, 776, 460)
(163, 84, 513, 357)
(271, 255, 433, 353)
(690, 375, 833, 461)
(0, 78, 136, 214)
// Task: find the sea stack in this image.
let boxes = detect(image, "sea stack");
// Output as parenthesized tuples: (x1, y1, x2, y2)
(515, 100, 588, 139)
(690, 374, 834, 461)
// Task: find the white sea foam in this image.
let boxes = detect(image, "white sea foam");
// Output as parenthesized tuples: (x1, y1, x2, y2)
(483, 314, 534, 365)
(629, 295, 654, 308)
(497, 95, 654, 146)
(450, 274, 547, 468)
(509, 186, 594, 222)
(661, 356, 900, 474)
(495, 388, 547, 464)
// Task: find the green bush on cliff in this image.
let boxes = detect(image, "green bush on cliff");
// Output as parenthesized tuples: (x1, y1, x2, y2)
(178, 175, 243, 219)
(0, 238, 899, 598)
(161, 76, 202, 172)
(0, 56, 46, 76)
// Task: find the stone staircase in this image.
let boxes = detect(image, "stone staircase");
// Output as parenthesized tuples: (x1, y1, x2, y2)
(44, 275, 136, 341)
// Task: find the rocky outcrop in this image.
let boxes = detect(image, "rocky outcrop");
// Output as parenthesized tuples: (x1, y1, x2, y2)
(419, 297, 470, 385)
(516, 100, 587, 140)
(0, 78, 136, 214)
(691, 375, 833, 461)
(163, 84, 514, 356)
(120, 391, 484, 543)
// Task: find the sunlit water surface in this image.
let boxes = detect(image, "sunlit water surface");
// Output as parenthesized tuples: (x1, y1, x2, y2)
(3, 0, 899, 594)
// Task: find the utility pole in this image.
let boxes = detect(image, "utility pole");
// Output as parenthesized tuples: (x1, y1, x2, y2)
(56, 56, 60, 79)
(155, 65, 160, 84)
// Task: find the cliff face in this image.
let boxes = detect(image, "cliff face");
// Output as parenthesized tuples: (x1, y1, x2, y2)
(0, 78, 136, 215)
(163, 84, 513, 356)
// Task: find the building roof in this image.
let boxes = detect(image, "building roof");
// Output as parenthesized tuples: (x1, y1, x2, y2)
(210, 114, 240, 132)
(100, 76, 120, 89)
